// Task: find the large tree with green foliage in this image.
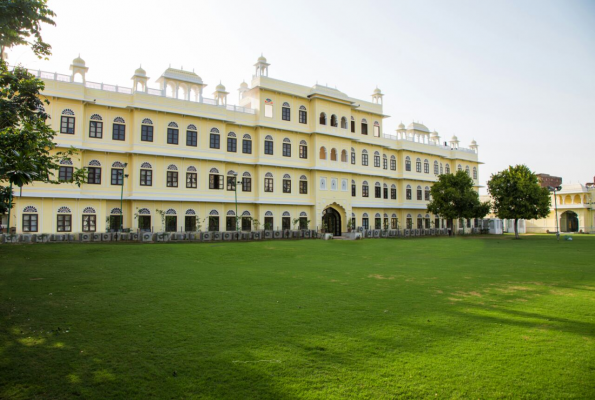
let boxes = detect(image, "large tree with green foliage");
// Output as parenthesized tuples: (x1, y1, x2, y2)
(1, 0, 85, 234)
(426, 170, 491, 235)
(488, 165, 551, 239)
(0, 0, 56, 60)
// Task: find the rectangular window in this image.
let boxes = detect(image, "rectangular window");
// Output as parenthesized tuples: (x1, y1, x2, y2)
(141, 125, 153, 142)
(109, 215, 122, 232)
(406, 161, 411, 172)
(167, 171, 178, 187)
(242, 139, 252, 154)
(242, 217, 252, 231)
(362, 154, 368, 166)
(165, 216, 177, 232)
(227, 176, 236, 191)
(351, 152, 356, 165)
(282, 107, 290, 121)
(384, 188, 388, 199)
(374, 125, 380, 137)
(351, 120, 355, 133)
(242, 177, 252, 192)
(210, 133, 220, 149)
(226, 216, 236, 232)
(299, 145, 307, 159)
(362, 186, 369, 197)
(227, 137, 237, 152)
(361, 123, 368, 135)
(416, 161, 422, 173)
(57, 215, 72, 232)
(185, 216, 196, 232)
(264, 178, 273, 192)
(186, 172, 197, 188)
(362, 218, 369, 229)
(299, 110, 307, 124)
(417, 189, 422, 200)
(375, 186, 381, 198)
(299, 180, 307, 194)
(60, 116, 75, 134)
(425, 190, 430, 201)
(264, 141, 273, 155)
(187, 130, 197, 147)
(22, 214, 38, 232)
(167, 128, 179, 145)
(87, 167, 101, 184)
(139, 216, 151, 231)
(209, 174, 224, 189)
(375, 218, 382, 229)
(89, 121, 103, 138)
(264, 104, 273, 118)
(82, 215, 96, 232)
(391, 159, 396, 170)
(283, 143, 291, 157)
(374, 156, 380, 168)
(282, 217, 291, 230)
(209, 216, 219, 232)
(383, 158, 388, 170)
(424, 163, 429, 174)
(391, 218, 397, 229)
(113, 123, 125, 141)
(59, 166, 73, 182)
(111, 169, 123, 185)
(391, 188, 397, 200)
(140, 169, 152, 186)
(351, 184, 356, 197)
(283, 179, 291, 193)
(264, 217, 274, 230)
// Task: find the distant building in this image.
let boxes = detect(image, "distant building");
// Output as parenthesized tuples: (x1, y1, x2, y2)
(536, 173, 562, 188)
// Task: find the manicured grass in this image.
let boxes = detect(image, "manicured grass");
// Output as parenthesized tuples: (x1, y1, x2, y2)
(1, 236, 594, 399)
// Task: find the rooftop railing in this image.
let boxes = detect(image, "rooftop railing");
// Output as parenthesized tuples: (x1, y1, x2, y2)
(26, 68, 256, 115)
(382, 133, 477, 154)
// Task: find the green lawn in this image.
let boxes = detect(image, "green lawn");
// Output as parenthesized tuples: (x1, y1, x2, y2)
(1, 236, 594, 399)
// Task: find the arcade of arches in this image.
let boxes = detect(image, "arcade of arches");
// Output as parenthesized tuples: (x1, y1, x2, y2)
(560, 211, 579, 233)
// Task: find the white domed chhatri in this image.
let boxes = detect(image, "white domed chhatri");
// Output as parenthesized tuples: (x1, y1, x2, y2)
(371, 86, 384, 104)
(70, 54, 89, 83)
(254, 54, 270, 77)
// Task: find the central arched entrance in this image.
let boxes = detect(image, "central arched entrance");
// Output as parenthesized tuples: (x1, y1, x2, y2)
(560, 211, 579, 232)
(322, 207, 342, 236)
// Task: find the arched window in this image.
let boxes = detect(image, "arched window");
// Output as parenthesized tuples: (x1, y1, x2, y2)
(264, 98, 273, 118)
(434, 161, 439, 175)
(56, 206, 72, 232)
(187, 166, 197, 172)
(330, 114, 338, 127)
(319, 112, 327, 125)
(22, 206, 39, 232)
(138, 208, 151, 215)
(341, 149, 348, 162)
(351, 147, 356, 164)
(282, 102, 290, 121)
(264, 172, 274, 192)
(299, 105, 307, 124)
(265, 211, 273, 216)
(209, 210, 219, 216)
(417, 185, 423, 200)
(382, 154, 387, 169)
(424, 159, 429, 174)
(227, 132, 237, 153)
(299, 175, 307, 194)
(373, 121, 380, 137)
(88, 159, 101, 167)
(110, 208, 122, 215)
(210, 127, 220, 149)
(142, 118, 153, 124)
(406, 184, 412, 200)
(282, 138, 291, 157)
(362, 180, 369, 197)
(473, 167, 477, 180)
(406, 213, 413, 229)
(60, 109, 75, 134)
(82, 207, 96, 214)
(89, 114, 103, 139)
(112, 117, 126, 141)
(417, 214, 423, 230)
(140, 162, 152, 169)
(362, 149, 369, 166)
(283, 174, 292, 193)
(299, 140, 308, 159)
(374, 182, 382, 198)
(391, 183, 397, 200)
(340, 116, 347, 129)
(440, 163, 444, 174)
(373, 151, 380, 168)
(361, 118, 368, 135)
(167, 164, 178, 171)
(264, 135, 273, 155)
(319, 146, 327, 160)
(186, 209, 196, 215)
(57, 206, 71, 213)
(330, 148, 337, 161)
(60, 159, 73, 166)
(445, 164, 451, 174)
(165, 209, 177, 215)
(465, 166, 470, 176)
(112, 161, 125, 168)
(186, 124, 197, 147)
(390, 155, 396, 170)
(424, 186, 430, 201)
(227, 210, 236, 216)
(416, 158, 422, 173)
(167, 121, 179, 145)
(141, 118, 153, 142)
(458, 164, 462, 172)
(242, 134, 252, 154)
(405, 156, 411, 171)
(350, 116, 355, 133)
(140, 162, 153, 186)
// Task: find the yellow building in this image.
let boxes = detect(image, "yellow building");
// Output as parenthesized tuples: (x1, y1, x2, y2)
(5, 56, 481, 235)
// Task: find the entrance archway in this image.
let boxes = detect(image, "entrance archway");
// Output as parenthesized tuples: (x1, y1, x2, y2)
(322, 207, 342, 236)
(560, 211, 578, 232)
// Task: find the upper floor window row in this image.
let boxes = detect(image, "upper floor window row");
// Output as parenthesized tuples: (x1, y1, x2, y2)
(266, 101, 308, 124)
(319, 113, 379, 136)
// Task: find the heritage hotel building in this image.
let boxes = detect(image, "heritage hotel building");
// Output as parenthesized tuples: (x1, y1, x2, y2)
(8, 55, 481, 235)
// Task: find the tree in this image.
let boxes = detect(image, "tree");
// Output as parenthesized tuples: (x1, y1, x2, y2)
(488, 165, 551, 239)
(426, 170, 490, 236)
(0, 0, 56, 61)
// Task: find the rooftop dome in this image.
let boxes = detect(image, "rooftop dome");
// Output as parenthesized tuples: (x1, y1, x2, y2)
(215, 82, 226, 91)
(239, 81, 248, 89)
(257, 54, 267, 63)
(398, 122, 406, 130)
(373, 87, 382, 94)
(430, 130, 439, 137)
(451, 135, 459, 141)
(72, 55, 85, 66)
(134, 65, 146, 76)
(407, 122, 430, 133)
(470, 139, 477, 146)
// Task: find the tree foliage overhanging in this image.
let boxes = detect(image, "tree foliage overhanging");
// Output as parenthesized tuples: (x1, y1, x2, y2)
(426, 170, 490, 234)
(488, 165, 551, 238)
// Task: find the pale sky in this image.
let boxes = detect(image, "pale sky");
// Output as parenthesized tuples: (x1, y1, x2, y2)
(7, 0, 595, 193)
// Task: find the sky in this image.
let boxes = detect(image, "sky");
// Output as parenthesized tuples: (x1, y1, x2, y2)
(6, 0, 595, 193)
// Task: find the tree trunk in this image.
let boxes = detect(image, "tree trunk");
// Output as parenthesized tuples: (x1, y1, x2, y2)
(514, 218, 519, 239)
(7, 181, 13, 234)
